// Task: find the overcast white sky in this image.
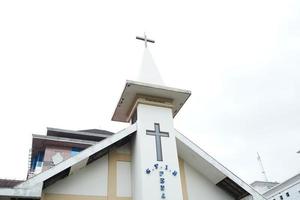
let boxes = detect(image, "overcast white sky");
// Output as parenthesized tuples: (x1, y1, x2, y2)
(0, 0, 299, 184)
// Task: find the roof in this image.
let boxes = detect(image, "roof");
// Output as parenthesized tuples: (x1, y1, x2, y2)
(175, 129, 265, 200)
(251, 181, 279, 187)
(47, 127, 113, 141)
(112, 80, 191, 122)
(0, 179, 24, 188)
(33, 134, 97, 147)
(263, 173, 300, 198)
(137, 48, 164, 85)
(79, 129, 114, 135)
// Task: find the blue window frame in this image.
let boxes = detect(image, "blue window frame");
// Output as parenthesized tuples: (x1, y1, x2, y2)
(71, 147, 83, 156)
(31, 151, 45, 170)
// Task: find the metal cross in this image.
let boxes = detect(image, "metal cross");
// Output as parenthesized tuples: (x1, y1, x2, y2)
(136, 33, 155, 48)
(146, 123, 169, 161)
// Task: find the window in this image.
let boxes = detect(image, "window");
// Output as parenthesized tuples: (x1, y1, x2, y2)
(286, 192, 289, 197)
(31, 151, 45, 170)
(71, 147, 83, 156)
(36, 151, 45, 167)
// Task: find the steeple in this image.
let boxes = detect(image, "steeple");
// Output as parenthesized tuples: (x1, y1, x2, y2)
(111, 36, 191, 123)
(111, 36, 189, 200)
(138, 48, 164, 85)
(136, 33, 164, 85)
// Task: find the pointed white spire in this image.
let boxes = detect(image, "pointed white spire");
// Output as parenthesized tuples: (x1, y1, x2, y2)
(137, 48, 164, 85)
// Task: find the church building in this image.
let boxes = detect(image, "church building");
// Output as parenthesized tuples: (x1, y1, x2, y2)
(0, 36, 265, 200)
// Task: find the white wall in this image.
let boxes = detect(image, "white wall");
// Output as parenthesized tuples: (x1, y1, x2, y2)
(184, 161, 234, 200)
(116, 142, 131, 155)
(44, 154, 108, 196)
(132, 104, 183, 200)
(253, 185, 273, 194)
(268, 182, 300, 200)
(117, 161, 132, 197)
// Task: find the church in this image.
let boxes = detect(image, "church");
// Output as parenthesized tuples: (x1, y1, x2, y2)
(0, 36, 265, 200)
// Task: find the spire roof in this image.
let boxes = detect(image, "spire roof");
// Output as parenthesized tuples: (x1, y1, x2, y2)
(137, 48, 164, 85)
(112, 44, 191, 123)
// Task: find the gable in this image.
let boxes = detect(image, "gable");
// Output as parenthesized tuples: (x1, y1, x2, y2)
(44, 154, 108, 197)
(41, 141, 133, 200)
(175, 130, 265, 200)
(179, 157, 234, 200)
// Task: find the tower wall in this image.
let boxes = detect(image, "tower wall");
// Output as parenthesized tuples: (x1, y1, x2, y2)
(132, 103, 183, 200)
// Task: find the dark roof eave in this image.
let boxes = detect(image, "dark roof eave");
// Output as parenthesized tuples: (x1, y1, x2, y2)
(0, 179, 24, 188)
(46, 127, 113, 141)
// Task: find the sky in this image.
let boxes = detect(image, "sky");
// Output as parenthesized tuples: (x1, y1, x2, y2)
(0, 0, 299, 184)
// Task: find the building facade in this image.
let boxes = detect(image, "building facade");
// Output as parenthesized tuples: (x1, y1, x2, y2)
(0, 49, 265, 200)
(251, 181, 279, 194)
(263, 174, 300, 200)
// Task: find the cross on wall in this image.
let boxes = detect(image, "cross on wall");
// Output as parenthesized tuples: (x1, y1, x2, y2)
(146, 123, 169, 161)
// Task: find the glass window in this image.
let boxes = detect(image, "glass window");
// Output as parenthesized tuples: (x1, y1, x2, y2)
(71, 147, 83, 156)
(36, 151, 45, 166)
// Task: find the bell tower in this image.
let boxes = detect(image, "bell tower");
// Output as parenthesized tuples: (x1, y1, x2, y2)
(112, 35, 191, 200)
